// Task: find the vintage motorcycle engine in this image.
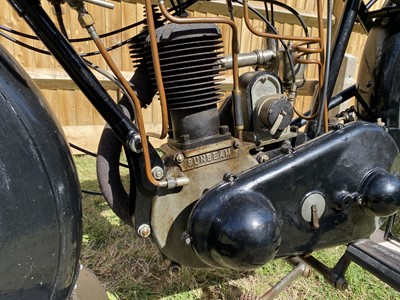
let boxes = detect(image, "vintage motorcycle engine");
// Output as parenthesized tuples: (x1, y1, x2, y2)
(127, 22, 292, 268)
(97, 20, 400, 271)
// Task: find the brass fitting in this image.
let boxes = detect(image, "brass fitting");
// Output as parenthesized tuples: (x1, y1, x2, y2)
(78, 11, 95, 28)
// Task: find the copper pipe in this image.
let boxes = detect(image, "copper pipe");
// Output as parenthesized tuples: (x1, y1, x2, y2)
(158, 1, 244, 137)
(293, 47, 324, 55)
(295, 59, 322, 65)
(88, 27, 162, 187)
(316, 0, 329, 132)
(293, 41, 319, 47)
(242, 0, 327, 127)
(144, 0, 169, 140)
(292, 60, 324, 120)
(242, 0, 322, 43)
(316, 0, 325, 68)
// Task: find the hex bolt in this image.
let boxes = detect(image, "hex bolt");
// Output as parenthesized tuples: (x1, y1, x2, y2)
(152, 166, 164, 180)
(174, 153, 185, 163)
(169, 262, 181, 276)
(282, 145, 293, 154)
(335, 123, 344, 130)
(223, 173, 237, 183)
(219, 125, 230, 135)
(182, 232, 192, 245)
(137, 224, 151, 237)
(256, 152, 269, 163)
(129, 135, 143, 153)
(233, 140, 241, 149)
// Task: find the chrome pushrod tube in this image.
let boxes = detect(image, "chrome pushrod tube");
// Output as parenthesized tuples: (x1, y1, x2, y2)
(222, 49, 275, 70)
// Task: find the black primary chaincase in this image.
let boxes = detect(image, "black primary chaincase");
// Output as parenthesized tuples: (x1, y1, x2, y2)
(0, 45, 82, 299)
(188, 122, 400, 270)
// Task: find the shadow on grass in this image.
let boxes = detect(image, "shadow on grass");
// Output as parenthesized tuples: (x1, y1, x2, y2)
(79, 178, 254, 300)
(75, 156, 400, 300)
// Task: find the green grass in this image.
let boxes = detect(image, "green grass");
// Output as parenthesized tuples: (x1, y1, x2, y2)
(74, 155, 400, 300)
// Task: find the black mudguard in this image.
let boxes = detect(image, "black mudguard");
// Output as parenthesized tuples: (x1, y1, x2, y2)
(0, 45, 82, 299)
(357, 10, 400, 126)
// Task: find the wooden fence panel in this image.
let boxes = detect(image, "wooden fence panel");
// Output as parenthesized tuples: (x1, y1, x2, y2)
(0, 0, 384, 152)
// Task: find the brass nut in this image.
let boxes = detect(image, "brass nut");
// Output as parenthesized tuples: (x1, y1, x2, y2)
(78, 13, 95, 28)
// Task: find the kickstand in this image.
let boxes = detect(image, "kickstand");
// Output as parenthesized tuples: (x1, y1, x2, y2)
(384, 213, 400, 243)
(239, 257, 312, 300)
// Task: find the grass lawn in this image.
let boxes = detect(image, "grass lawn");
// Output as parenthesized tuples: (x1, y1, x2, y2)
(74, 155, 399, 300)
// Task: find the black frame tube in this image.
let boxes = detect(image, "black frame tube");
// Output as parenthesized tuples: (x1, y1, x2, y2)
(291, 85, 357, 128)
(7, 0, 139, 145)
(326, 0, 360, 105)
(357, 1, 372, 32)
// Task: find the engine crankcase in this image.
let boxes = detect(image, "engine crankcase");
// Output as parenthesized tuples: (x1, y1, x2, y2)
(188, 122, 400, 269)
(151, 139, 258, 268)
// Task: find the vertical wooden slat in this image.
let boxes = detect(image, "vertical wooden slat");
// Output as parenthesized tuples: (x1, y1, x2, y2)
(1, 0, 380, 148)
(76, 90, 95, 125)
(106, 2, 122, 68)
(121, 1, 137, 72)
(58, 90, 78, 126)
(34, 1, 55, 70)
(42, 90, 60, 119)
(0, 5, 15, 55)
(12, 6, 35, 68)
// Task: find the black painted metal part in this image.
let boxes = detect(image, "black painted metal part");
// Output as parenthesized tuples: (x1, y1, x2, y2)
(7, 0, 139, 146)
(357, 6, 400, 125)
(359, 168, 400, 217)
(0, 44, 82, 299)
(189, 122, 400, 269)
(346, 239, 400, 291)
(189, 191, 281, 270)
(326, 0, 360, 105)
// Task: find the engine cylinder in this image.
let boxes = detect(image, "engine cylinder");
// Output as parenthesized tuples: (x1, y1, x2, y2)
(143, 23, 224, 110)
(130, 22, 227, 149)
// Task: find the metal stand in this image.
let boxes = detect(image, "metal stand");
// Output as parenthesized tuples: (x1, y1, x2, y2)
(239, 257, 313, 300)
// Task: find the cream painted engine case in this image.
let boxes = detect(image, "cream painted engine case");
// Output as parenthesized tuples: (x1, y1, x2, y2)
(151, 139, 258, 268)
